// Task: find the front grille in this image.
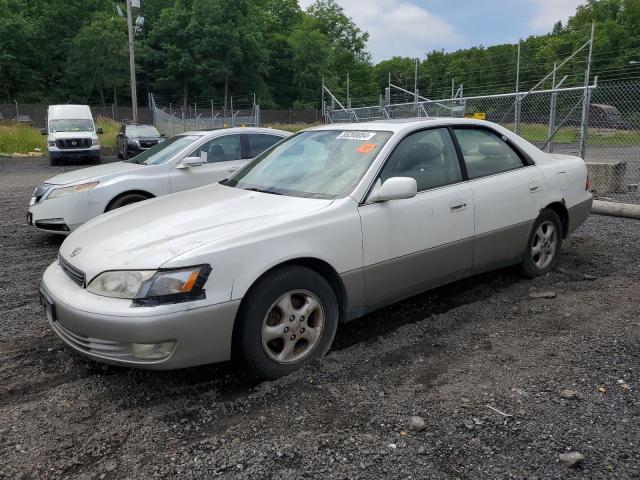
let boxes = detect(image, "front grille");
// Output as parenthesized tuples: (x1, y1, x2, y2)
(32, 183, 52, 203)
(59, 255, 86, 287)
(139, 140, 158, 148)
(55, 138, 92, 149)
(35, 221, 69, 232)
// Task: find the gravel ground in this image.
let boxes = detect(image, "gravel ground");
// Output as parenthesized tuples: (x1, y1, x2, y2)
(1, 157, 639, 479)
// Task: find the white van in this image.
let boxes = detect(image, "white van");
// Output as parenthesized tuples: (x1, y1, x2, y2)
(41, 105, 103, 166)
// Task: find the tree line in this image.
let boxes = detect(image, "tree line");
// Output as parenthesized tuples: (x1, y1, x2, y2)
(1, 0, 638, 110)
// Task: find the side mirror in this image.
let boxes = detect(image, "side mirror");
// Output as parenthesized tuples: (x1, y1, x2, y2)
(181, 156, 204, 168)
(41, 128, 47, 135)
(96, 127, 104, 134)
(368, 177, 417, 203)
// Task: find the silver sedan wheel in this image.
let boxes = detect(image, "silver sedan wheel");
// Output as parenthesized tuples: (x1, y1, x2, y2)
(531, 221, 558, 270)
(261, 289, 325, 364)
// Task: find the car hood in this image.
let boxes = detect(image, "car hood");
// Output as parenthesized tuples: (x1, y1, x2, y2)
(45, 161, 144, 186)
(59, 184, 333, 280)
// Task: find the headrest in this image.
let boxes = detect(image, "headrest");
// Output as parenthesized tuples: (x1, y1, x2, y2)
(408, 143, 442, 164)
(478, 141, 505, 156)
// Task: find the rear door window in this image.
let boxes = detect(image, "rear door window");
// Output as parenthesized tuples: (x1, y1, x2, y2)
(247, 134, 283, 157)
(191, 134, 242, 163)
(453, 128, 526, 179)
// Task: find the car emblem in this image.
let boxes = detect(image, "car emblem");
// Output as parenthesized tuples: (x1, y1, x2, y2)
(70, 247, 82, 257)
(71, 141, 77, 146)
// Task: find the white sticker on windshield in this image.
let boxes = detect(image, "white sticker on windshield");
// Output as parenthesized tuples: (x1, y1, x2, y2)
(336, 131, 376, 141)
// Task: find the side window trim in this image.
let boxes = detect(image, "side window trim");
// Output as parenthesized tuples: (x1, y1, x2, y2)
(450, 125, 534, 182)
(451, 125, 534, 166)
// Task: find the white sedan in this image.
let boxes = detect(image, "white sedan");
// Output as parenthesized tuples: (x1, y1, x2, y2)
(28, 127, 290, 233)
(40, 118, 592, 379)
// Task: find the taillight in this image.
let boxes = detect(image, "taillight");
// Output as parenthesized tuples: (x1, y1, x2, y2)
(585, 174, 590, 191)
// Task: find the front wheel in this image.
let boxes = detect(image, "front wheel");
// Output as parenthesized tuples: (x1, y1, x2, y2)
(236, 266, 339, 379)
(520, 209, 563, 278)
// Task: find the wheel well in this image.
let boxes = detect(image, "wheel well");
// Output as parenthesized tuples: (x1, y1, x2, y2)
(238, 258, 347, 320)
(105, 190, 154, 212)
(545, 201, 569, 238)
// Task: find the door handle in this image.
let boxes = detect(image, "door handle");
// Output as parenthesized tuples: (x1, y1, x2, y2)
(529, 183, 542, 193)
(449, 200, 467, 212)
(228, 167, 239, 172)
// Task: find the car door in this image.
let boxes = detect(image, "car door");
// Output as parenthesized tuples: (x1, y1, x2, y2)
(358, 127, 475, 307)
(169, 133, 244, 193)
(451, 127, 548, 271)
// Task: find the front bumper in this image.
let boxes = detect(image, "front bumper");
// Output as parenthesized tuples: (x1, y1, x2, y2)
(41, 261, 240, 369)
(28, 190, 103, 234)
(48, 145, 100, 160)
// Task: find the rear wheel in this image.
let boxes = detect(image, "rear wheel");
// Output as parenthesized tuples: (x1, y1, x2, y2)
(105, 192, 150, 212)
(237, 266, 339, 379)
(520, 209, 562, 278)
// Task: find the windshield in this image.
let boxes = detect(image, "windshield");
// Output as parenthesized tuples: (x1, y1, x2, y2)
(49, 119, 94, 133)
(126, 135, 199, 165)
(127, 125, 160, 137)
(226, 130, 393, 199)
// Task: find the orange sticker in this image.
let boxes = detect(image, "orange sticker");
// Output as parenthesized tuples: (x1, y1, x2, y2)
(357, 143, 377, 154)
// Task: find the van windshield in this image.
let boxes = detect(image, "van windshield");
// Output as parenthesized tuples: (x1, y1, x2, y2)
(49, 119, 94, 133)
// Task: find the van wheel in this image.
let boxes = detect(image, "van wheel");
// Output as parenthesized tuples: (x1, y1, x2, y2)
(520, 209, 563, 278)
(105, 193, 150, 212)
(237, 266, 339, 380)
(49, 158, 60, 166)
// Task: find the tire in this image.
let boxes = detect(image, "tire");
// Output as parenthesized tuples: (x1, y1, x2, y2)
(236, 266, 339, 379)
(49, 157, 58, 166)
(520, 209, 563, 278)
(117, 145, 123, 159)
(105, 192, 150, 212)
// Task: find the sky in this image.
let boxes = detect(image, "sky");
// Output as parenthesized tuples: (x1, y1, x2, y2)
(298, 0, 587, 62)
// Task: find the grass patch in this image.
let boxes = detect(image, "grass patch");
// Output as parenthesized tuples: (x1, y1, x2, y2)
(513, 122, 640, 146)
(0, 122, 47, 154)
(95, 117, 120, 148)
(265, 123, 321, 133)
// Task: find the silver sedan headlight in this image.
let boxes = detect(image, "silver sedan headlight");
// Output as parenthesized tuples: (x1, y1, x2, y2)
(87, 265, 211, 305)
(47, 182, 99, 200)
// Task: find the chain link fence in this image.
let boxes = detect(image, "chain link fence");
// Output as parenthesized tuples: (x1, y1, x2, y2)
(150, 94, 261, 136)
(326, 80, 640, 205)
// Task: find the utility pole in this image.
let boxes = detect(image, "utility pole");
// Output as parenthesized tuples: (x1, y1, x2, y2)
(126, 0, 138, 122)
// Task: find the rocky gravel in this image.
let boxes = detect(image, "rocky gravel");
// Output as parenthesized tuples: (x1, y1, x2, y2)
(1, 157, 639, 479)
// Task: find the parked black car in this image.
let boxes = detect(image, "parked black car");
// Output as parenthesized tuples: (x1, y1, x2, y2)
(115, 123, 164, 159)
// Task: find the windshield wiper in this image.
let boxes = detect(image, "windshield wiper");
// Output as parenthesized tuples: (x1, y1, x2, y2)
(244, 187, 282, 196)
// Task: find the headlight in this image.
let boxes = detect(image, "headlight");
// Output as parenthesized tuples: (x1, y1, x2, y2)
(46, 182, 99, 200)
(48, 140, 55, 146)
(92, 138, 99, 145)
(127, 138, 139, 146)
(87, 265, 211, 305)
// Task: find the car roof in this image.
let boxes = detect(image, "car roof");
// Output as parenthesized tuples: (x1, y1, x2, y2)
(307, 117, 496, 133)
(182, 127, 291, 137)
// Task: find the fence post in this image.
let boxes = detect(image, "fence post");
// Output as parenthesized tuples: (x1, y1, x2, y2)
(514, 40, 521, 133)
(579, 23, 595, 160)
(547, 62, 557, 153)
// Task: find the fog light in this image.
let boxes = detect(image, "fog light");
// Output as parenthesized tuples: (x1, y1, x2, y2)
(131, 341, 176, 360)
